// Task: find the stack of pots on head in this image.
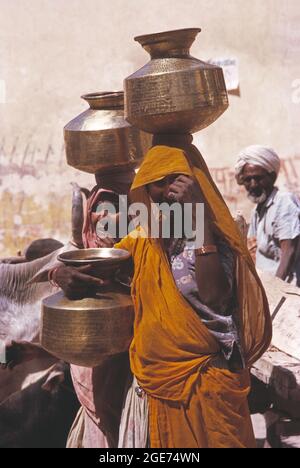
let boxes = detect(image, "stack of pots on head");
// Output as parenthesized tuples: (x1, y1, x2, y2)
(40, 92, 151, 367)
(124, 27, 229, 152)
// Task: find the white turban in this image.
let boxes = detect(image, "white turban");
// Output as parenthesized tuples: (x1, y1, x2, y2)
(235, 145, 281, 184)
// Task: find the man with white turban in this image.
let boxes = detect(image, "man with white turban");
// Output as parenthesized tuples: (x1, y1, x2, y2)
(235, 145, 300, 285)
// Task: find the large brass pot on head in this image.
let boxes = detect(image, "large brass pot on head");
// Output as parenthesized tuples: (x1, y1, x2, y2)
(124, 28, 229, 134)
(40, 248, 134, 367)
(64, 91, 151, 174)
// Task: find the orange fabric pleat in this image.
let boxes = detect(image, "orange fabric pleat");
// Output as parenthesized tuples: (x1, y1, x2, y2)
(149, 367, 256, 448)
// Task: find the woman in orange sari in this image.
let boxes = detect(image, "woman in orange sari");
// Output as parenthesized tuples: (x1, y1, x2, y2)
(115, 144, 272, 448)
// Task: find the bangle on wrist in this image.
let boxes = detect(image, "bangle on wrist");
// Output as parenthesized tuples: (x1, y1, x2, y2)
(48, 267, 60, 288)
(195, 245, 217, 256)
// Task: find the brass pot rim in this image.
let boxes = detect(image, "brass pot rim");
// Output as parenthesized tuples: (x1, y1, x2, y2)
(57, 248, 131, 266)
(81, 91, 124, 110)
(134, 28, 201, 46)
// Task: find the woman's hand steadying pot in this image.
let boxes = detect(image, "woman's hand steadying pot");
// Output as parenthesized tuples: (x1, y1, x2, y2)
(53, 264, 110, 300)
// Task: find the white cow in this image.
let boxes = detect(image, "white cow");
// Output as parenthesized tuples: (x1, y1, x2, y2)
(0, 246, 73, 403)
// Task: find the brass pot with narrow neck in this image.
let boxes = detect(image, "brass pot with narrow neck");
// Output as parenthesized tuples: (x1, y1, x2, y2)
(124, 28, 229, 134)
(64, 91, 151, 174)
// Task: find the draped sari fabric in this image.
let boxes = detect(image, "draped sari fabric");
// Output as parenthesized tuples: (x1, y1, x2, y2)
(82, 187, 118, 249)
(115, 145, 272, 448)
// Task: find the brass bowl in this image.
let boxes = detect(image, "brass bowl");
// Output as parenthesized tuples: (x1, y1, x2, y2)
(57, 248, 131, 278)
(41, 289, 134, 367)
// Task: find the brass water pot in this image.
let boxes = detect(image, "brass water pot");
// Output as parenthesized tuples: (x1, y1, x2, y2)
(40, 248, 134, 367)
(41, 289, 134, 367)
(64, 91, 151, 174)
(124, 28, 229, 134)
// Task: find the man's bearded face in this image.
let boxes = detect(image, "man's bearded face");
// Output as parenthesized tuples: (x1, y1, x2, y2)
(241, 164, 275, 204)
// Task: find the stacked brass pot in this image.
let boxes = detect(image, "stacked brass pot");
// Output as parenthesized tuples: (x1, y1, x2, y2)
(124, 28, 228, 135)
(64, 91, 151, 173)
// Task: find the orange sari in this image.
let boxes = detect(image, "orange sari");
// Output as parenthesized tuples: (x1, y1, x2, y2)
(115, 146, 272, 448)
